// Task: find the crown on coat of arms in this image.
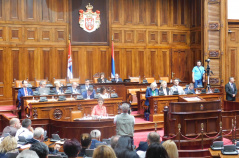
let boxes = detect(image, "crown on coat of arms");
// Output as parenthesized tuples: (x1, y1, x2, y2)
(86, 3, 93, 10)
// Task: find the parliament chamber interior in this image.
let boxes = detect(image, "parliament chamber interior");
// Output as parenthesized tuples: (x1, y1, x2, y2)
(0, 0, 239, 158)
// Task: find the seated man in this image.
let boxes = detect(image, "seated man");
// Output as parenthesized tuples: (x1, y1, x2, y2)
(169, 79, 185, 95)
(90, 129, 102, 149)
(111, 73, 123, 83)
(16, 149, 39, 158)
(2, 118, 21, 137)
(30, 142, 49, 158)
(82, 87, 95, 99)
(110, 135, 120, 149)
(63, 139, 82, 158)
(136, 132, 161, 158)
(35, 80, 46, 91)
(15, 118, 34, 140)
(67, 82, 80, 94)
(184, 83, 196, 94)
(80, 79, 93, 92)
(78, 133, 92, 157)
(17, 80, 33, 108)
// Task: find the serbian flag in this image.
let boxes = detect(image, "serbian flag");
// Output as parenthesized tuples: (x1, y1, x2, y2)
(111, 39, 115, 78)
(67, 40, 73, 79)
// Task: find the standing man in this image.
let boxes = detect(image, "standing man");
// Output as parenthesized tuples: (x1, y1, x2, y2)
(192, 60, 205, 88)
(17, 80, 33, 108)
(225, 77, 237, 101)
(114, 103, 135, 138)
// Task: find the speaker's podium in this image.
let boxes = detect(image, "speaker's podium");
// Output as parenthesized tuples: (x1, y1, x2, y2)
(163, 95, 221, 149)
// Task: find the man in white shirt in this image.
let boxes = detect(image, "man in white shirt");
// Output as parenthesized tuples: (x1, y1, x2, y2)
(15, 118, 34, 141)
(169, 79, 185, 95)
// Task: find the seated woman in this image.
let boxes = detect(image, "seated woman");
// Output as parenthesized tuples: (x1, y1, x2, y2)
(99, 87, 110, 99)
(91, 97, 107, 116)
(0, 135, 18, 157)
(52, 81, 63, 94)
(159, 81, 169, 95)
(145, 82, 159, 107)
(97, 73, 107, 83)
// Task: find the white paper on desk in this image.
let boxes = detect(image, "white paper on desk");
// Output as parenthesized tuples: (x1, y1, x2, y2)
(19, 144, 32, 149)
(55, 140, 64, 145)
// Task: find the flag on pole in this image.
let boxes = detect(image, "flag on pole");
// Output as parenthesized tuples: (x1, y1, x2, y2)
(67, 40, 73, 79)
(111, 38, 115, 78)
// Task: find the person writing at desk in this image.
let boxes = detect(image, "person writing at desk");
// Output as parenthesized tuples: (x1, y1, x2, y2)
(91, 97, 107, 116)
(169, 79, 185, 95)
(52, 81, 63, 94)
(99, 87, 110, 99)
(97, 72, 107, 83)
(145, 82, 159, 107)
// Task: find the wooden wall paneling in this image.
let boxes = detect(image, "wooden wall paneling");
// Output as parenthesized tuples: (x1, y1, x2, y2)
(150, 49, 158, 78)
(0, 0, 5, 21)
(40, 48, 50, 81)
(24, 27, 38, 42)
(114, 48, 121, 78)
(124, 0, 134, 25)
(138, 49, 145, 79)
(160, 0, 169, 26)
(135, 0, 146, 25)
(53, 0, 67, 22)
(146, 0, 158, 26)
(0, 26, 6, 42)
(196, 0, 202, 27)
(125, 49, 133, 78)
(112, 30, 122, 43)
(160, 31, 169, 44)
(23, 0, 37, 21)
(11, 48, 20, 80)
(228, 48, 237, 79)
(161, 49, 170, 78)
(111, 0, 122, 25)
(77, 47, 87, 82)
(144, 49, 152, 78)
(148, 31, 159, 45)
(56, 48, 67, 79)
(40, 0, 52, 22)
(18, 48, 29, 80)
(86, 48, 94, 80)
(99, 48, 110, 78)
(26, 48, 36, 81)
(0, 48, 3, 83)
(131, 49, 139, 77)
(39, 27, 52, 42)
(124, 30, 134, 44)
(8, 0, 21, 21)
(136, 30, 146, 44)
(72, 48, 79, 80)
(54, 27, 67, 43)
(9, 26, 22, 42)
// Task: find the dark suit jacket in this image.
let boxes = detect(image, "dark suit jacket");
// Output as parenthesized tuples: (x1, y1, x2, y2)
(111, 78, 123, 83)
(67, 87, 81, 94)
(17, 88, 33, 107)
(225, 82, 237, 101)
(136, 141, 148, 151)
(184, 88, 196, 94)
(80, 85, 93, 90)
(145, 88, 159, 106)
(82, 90, 96, 99)
(158, 87, 170, 95)
(97, 78, 107, 83)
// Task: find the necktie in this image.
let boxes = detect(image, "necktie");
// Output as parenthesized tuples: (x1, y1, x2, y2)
(25, 88, 28, 96)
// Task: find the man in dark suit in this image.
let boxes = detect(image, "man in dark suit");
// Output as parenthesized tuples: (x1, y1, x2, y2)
(17, 80, 33, 108)
(67, 82, 80, 94)
(225, 77, 237, 101)
(82, 87, 96, 99)
(35, 80, 46, 92)
(80, 79, 93, 92)
(111, 73, 123, 83)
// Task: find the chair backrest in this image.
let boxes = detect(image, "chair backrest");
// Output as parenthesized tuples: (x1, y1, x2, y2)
(5, 152, 19, 158)
(35, 79, 48, 87)
(94, 77, 98, 83)
(53, 78, 67, 86)
(145, 77, 155, 83)
(140, 88, 147, 92)
(159, 77, 169, 83)
(141, 94, 146, 100)
(14, 78, 29, 87)
(71, 111, 83, 121)
(127, 89, 140, 104)
(69, 78, 80, 84)
(127, 89, 140, 95)
(129, 77, 140, 82)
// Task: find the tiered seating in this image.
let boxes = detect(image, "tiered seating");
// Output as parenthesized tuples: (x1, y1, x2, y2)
(0, 105, 18, 118)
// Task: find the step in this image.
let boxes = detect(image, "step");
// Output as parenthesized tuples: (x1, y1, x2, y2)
(0, 105, 16, 112)
(3, 113, 18, 118)
(134, 117, 164, 131)
(0, 100, 13, 105)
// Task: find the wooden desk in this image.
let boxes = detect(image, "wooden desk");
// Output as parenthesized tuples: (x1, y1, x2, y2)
(219, 153, 239, 158)
(209, 148, 221, 158)
(148, 93, 223, 122)
(23, 98, 122, 120)
(163, 100, 221, 149)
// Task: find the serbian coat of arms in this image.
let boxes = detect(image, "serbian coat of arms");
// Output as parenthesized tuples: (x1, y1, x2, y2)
(79, 3, 101, 33)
